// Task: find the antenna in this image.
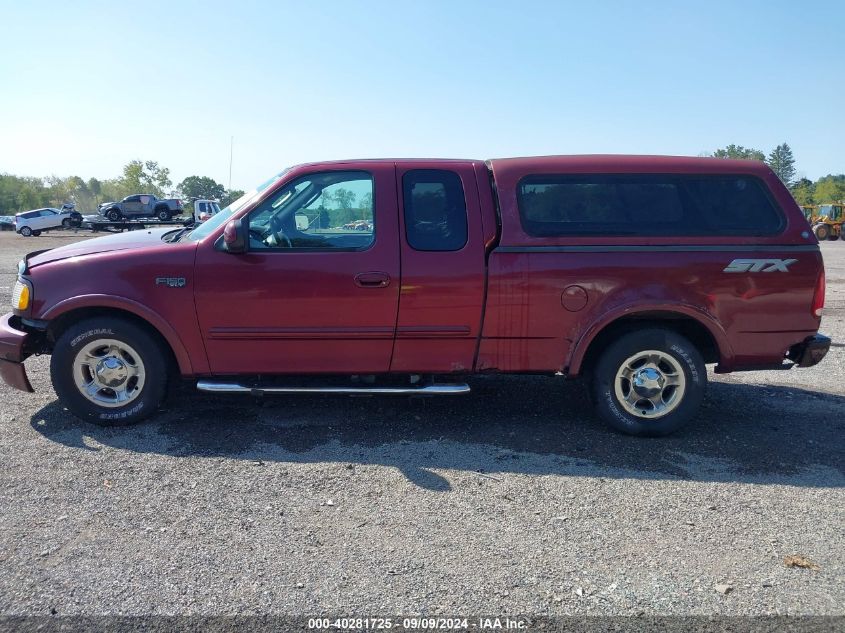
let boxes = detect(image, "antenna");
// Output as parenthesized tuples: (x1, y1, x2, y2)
(228, 136, 234, 191)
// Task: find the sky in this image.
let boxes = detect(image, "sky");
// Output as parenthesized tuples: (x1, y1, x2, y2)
(1, 0, 843, 191)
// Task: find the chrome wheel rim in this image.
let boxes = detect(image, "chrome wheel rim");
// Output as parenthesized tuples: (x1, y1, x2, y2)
(72, 339, 145, 408)
(614, 349, 685, 419)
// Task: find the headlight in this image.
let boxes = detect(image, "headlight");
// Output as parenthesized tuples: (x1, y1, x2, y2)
(12, 279, 30, 311)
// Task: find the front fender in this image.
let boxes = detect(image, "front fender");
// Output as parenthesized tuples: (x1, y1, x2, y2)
(566, 302, 734, 376)
(41, 294, 195, 375)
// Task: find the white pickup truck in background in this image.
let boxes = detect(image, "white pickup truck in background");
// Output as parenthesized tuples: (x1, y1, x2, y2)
(193, 199, 222, 223)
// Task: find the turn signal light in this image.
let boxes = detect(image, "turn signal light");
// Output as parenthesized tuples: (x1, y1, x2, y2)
(12, 280, 30, 311)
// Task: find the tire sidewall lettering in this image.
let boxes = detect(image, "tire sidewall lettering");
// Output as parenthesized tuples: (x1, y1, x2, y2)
(669, 343, 699, 384)
(70, 328, 115, 348)
(99, 401, 144, 420)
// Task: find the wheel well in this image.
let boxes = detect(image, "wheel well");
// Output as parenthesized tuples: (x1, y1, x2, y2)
(578, 311, 720, 376)
(46, 307, 179, 372)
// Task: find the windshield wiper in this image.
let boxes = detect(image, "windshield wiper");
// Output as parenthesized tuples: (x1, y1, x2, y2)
(164, 227, 192, 243)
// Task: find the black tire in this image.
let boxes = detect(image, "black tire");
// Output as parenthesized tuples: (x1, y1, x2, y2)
(156, 208, 171, 221)
(814, 224, 830, 240)
(828, 233, 840, 241)
(50, 317, 169, 426)
(61, 218, 71, 228)
(590, 328, 706, 437)
(19, 226, 32, 237)
(107, 209, 122, 222)
(32, 230, 42, 236)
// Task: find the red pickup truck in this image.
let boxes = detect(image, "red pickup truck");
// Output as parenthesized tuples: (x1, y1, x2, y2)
(1, 155, 830, 436)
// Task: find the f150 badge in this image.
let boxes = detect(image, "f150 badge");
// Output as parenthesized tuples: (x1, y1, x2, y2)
(156, 277, 187, 287)
(723, 258, 797, 273)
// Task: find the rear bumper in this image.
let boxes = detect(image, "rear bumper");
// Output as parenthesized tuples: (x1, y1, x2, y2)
(787, 334, 831, 368)
(0, 312, 34, 393)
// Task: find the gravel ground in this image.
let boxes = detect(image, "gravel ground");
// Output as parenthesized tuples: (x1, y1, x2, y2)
(0, 230, 842, 618)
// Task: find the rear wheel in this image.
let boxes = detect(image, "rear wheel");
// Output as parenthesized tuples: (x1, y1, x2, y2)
(19, 226, 32, 237)
(156, 208, 172, 221)
(590, 328, 706, 436)
(814, 224, 830, 240)
(50, 317, 169, 426)
(32, 230, 42, 236)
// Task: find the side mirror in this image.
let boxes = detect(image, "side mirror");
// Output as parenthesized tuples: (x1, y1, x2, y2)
(223, 219, 247, 253)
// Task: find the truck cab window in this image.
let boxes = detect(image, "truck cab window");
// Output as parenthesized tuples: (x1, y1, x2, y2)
(403, 169, 467, 251)
(247, 171, 374, 250)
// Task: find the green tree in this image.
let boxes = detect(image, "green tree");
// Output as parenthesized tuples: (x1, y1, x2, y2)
(712, 145, 765, 161)
(121, 160, 172, 196)
(814, 175, 845, 203)
(790, 178, 815, 205)
(0, 174, 51, 214)
(333, 188, 356, 210)
(87, 178, 103, 206)
(220, 189, 245, 207)
(766, 143, 797, 188)
(178, 175, 226, 201)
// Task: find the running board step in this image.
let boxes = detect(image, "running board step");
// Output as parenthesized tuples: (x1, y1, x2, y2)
(196, 380, 470, 396)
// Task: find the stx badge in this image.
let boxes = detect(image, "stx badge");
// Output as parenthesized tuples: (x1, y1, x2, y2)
(723, 258, 797, 273)
(156, 277, 187, 287)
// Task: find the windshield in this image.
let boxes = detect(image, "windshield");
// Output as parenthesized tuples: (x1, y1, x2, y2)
(183, 171, 288, 242)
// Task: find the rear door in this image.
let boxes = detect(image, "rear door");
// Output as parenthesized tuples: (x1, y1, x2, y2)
(391, 163, 487, 373)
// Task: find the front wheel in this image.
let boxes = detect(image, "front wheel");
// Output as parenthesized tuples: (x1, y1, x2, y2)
(814, 224, 830, 240)
(590, 328, 706, 436)
(61, 218, 71, 228)
(50, 317, 169, 426)
(19, 226, 32, 237)
(107, 209, 122, 222)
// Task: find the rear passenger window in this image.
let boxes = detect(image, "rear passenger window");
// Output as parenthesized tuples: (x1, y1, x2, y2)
(403, 170, 468, 251)
(517, 175, 784, 237)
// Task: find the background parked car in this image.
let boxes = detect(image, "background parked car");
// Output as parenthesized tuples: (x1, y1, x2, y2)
(15, 205, 82, 236)
(0, 216, 15, 231)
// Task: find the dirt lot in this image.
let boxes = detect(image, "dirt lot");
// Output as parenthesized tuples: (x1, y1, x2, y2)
(0, 230, 843, 619)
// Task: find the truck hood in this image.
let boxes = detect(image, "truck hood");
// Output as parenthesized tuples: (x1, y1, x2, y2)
(26, 228, 176, 268)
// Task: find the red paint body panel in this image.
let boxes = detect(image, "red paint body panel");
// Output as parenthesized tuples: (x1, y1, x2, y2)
(194, 162, 401, 374)
(0, 155, 827, 395)
(23, 231, 205, 376)
(391, 161, 488, 373)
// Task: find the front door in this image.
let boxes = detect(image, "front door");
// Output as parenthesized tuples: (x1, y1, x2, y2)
(122, 195, 144, 216)
(193, 164, 400, 375)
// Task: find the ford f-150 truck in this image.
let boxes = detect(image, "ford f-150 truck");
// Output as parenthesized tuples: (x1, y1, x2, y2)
(99, 194, 183, 221)
(1, 156, 830, 436)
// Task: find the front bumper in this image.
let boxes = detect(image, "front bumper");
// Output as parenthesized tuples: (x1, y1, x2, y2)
(0, 312, 34, 392)
(787, 334, 831, 368)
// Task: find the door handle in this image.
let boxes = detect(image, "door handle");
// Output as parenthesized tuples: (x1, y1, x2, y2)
(354, 272, 391, 288)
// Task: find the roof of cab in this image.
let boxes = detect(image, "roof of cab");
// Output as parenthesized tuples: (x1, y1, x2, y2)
(292, 154, 772, 176)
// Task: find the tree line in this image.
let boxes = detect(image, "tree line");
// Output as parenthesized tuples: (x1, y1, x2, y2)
(2, 149, 843, 216)
(0, 160, 245, 215)
(708, 142, 844, 205)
